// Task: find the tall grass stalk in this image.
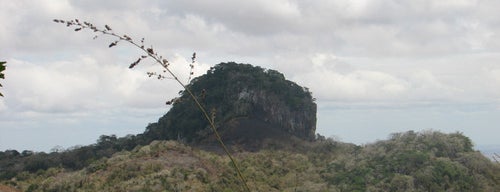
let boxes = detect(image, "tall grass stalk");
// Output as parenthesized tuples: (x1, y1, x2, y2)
(54, 19, 251, 192)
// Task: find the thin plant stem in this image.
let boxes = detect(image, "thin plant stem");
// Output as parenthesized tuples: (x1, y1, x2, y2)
(54, 19, 251, 192)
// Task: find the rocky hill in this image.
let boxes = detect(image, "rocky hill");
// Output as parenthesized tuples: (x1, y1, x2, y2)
(143, 62, 317, 149)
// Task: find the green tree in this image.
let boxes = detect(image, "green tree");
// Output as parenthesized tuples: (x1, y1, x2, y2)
(0, 61, 5, 97)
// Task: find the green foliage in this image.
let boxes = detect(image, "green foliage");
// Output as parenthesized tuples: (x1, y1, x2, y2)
(0, 61, 5, 97)
(0, 133, 150, 180)
(320, 130, 498, 191)
(2, 131, 499, 191)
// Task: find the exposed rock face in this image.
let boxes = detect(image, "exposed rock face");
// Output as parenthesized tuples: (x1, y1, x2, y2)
(144, 62, 317, 145)
(230, 88, 316, 140)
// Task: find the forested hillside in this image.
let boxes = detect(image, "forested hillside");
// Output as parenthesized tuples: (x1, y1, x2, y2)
(1, 131, 498, 191)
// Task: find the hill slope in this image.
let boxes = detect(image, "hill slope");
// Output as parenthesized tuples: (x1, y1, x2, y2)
(3, 131, 499, 191)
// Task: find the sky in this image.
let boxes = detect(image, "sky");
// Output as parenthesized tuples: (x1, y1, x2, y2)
(1, 0, 500, 152)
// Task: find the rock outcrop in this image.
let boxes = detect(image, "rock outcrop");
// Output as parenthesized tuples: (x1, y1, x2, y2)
(144, 62, 317, 146)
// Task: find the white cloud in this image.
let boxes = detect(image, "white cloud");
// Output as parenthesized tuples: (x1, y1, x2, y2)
(311, 53, 337, 68)
(484, 68, 500, 99)
(6, 58, 96, 112)
(0, 100, 6, 112)
(431, 0, 478, 10)
(3, 0, 500, 150)
(160, 0, 302, 35)
(291, 53, 499, 105)
(408, 70, 463, 100)
(3, 54, 203, 113)
(293, 55, 410, 102)
(487, 68, 500, 82)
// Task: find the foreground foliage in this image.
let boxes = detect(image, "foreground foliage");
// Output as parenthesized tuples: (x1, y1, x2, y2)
(0, 61, 5, 97)
(1, 131, 498, 191)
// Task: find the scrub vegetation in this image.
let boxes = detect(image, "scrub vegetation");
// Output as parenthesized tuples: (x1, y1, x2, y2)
(1, 131, 499, 191)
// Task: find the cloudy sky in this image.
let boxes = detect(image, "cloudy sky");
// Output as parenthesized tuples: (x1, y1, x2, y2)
(1, 0, 500, 152)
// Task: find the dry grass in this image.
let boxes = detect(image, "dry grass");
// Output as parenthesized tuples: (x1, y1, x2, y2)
(0, 184, 21, 192)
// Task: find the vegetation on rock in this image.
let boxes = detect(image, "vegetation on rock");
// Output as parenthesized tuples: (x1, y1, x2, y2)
(144, 62, 317, 146)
